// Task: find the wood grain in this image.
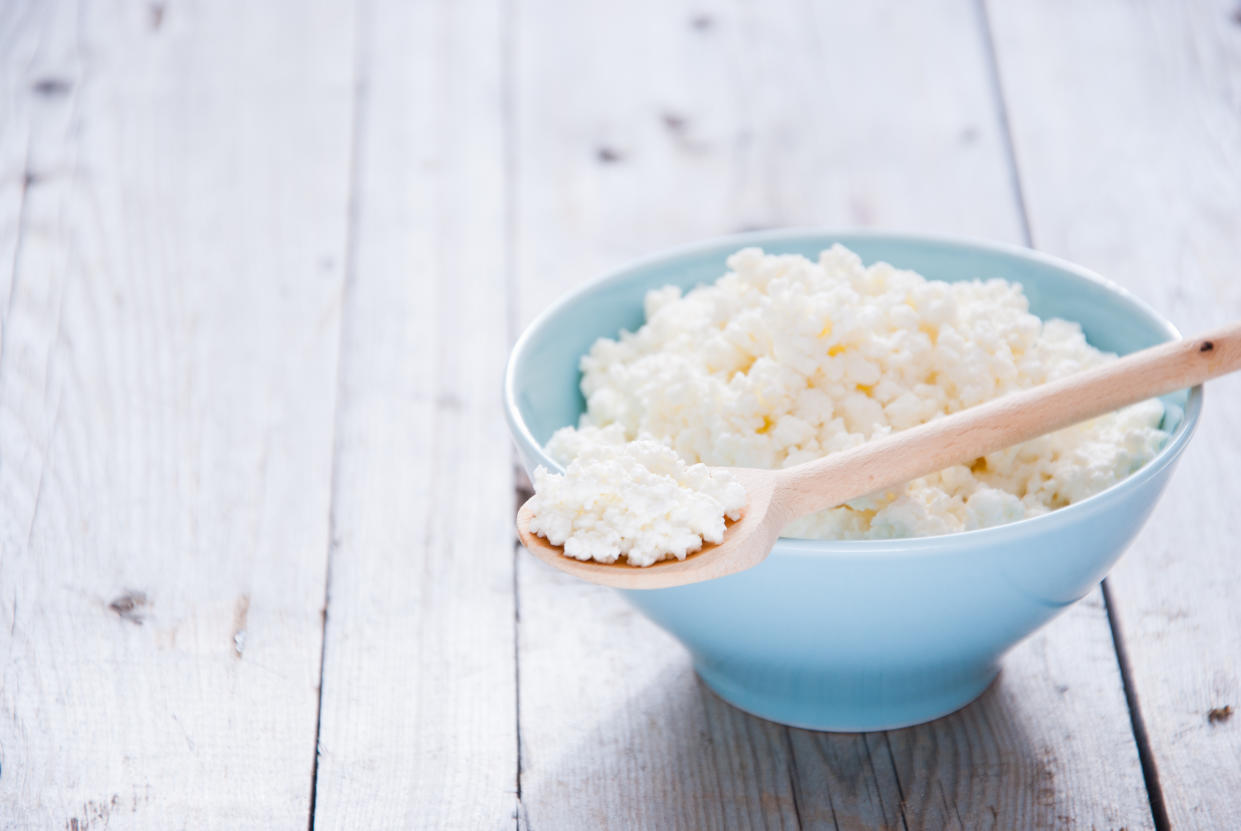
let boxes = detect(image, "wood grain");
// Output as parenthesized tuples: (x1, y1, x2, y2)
(513, 0, 1154, 827)
(988, 0, 1241, 826)
(307, 0, 519, 828)
(0, 0, 354, 827)
(2, 0, 1231, 826)
(0, 1, 33, 311)
(515, 557, 800, 830)
(790, 595, 1156, 830)
(512, 0, 1024, 327)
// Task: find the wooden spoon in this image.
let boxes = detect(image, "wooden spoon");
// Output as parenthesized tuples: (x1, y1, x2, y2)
(517, 324, 1241, 589)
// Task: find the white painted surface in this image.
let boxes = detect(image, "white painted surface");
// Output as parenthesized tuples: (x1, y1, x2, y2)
(0, 0, 1236, 827)
(989, 0, 1241, 827)
(512, 0, 1152, 828)
(0, 0, 353, 827)
(308, 0, 518, 828)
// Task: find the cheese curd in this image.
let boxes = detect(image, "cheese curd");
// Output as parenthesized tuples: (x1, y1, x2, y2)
(545, 245, 1168, 541)
(528, 425, 746, 566)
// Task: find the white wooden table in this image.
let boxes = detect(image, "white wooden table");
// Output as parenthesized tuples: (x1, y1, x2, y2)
(1, 1, 1238, 828)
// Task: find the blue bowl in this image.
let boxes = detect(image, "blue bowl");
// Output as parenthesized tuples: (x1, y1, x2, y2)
(504, 230, 1203, 731)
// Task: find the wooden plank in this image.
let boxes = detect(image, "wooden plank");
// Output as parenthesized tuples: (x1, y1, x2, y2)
(0, 1, 354, 827)
(513, 0, 1023, 327)
(0, 1, 36, 309)
(878, 595, 1152, 830)
(307, 0, 519, 828)
(516, 557, 801, 830)
(513, 0, 1153, 828)
(987, 0, 1241, 826)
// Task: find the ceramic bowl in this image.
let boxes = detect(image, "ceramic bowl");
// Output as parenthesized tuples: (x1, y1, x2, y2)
(504, 230, 1202, 731)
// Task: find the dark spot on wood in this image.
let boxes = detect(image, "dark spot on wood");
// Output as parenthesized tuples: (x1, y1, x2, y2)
(849, 193, 876, 225)
(959, 125, 980, 145)
(1232, 6, 1241, 25)
(660, 112, 712, 155)
(661, 112, 687, 133)
(1055, 683, 1069, 695)
(22, 170, 42, 188)
(436, 392, 464, 412)
(149, 3, 165, 30)
(1200, 340, 1214, 352)
(734, 222, 771, 233)
(596, 146, 623, 164)
(690, 13, 713, 31)
(65, 795, 118, 830)
(32, 77, 72, 97)
(1208, 704, 1233, 724)
(108, 590, 148, 625)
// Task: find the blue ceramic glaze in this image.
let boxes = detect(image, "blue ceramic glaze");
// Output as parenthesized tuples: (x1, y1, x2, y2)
(504, 230, 1203, 731)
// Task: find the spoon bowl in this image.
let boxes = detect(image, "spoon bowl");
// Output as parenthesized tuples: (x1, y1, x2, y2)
(516, 467, 782, 589)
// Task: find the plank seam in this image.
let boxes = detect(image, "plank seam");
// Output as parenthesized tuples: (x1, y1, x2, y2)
(512, 542, 525, 829)
(977, 1, 1171, 825)
(878, 732, 911, 831)
(501, 0, 524, 828)
(859, 733, 891, 828)
(307, 1, 369, 827)
(781, 729, 811, 830)
(501, 0, 520, 356)
(973, 0, 1034, 247)
(1102, 579, 1172, 831)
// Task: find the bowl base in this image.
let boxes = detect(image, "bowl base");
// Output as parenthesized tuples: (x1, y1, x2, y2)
(694, 660, 999, 732)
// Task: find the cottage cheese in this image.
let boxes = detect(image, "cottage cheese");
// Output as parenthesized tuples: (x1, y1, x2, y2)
(544, 245, 1168, 542)
(527, 425, 746, 566)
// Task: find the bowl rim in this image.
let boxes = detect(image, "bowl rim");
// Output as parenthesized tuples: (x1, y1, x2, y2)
(504, 227, 1204, 559)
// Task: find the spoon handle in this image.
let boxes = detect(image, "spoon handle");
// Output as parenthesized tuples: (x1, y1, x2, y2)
(775, 323, 1241, 520)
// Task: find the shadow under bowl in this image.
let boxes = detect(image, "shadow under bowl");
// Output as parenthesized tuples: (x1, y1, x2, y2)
(504, 229, 1202, 731)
